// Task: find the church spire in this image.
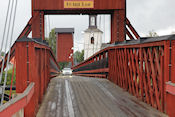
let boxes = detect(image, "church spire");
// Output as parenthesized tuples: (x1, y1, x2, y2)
(89, 15, 97, 28)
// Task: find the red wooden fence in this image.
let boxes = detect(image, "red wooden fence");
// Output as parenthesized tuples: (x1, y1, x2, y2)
(108, 41, 167, 112)
(72, 35, 175, 117)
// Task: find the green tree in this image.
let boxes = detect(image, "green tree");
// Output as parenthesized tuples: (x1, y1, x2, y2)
(45, 28, 56, 55)
(147, 30, 158, 37)
(74, 50, 84, 63)
(58, 62, 69, 70)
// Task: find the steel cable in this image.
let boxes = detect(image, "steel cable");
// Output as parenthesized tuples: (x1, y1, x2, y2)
(0, 0, 13, 84)
(44, 16, 47, 38)
(0, 0, 11, 59)
(48, 15, 51, 35)
(1, 0, 18, 104)
(0, 0, 14, 87)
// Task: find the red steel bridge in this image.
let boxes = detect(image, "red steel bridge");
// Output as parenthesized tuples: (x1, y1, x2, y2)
(0, 0, 175, 117)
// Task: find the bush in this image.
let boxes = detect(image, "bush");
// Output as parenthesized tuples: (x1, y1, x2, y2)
(1, 68, 16, 85)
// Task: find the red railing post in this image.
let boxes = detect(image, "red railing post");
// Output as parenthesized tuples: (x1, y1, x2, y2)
(139, 47, 144, 101)
(166, 40, 175, 117)
(108, 49, 112, 81)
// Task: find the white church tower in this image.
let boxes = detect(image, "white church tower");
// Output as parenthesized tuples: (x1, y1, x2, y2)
(84, 15, 103, 60)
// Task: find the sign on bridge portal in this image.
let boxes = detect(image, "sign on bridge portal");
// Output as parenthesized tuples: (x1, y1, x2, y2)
(64, 0, 94, 9)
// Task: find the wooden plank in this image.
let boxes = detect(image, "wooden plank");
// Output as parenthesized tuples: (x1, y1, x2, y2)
(139, 48, 144, 101)
(143, 49, 155, 107)
(130, 49, 139, 97)
(148, 49, 161, 110)
(36, 76, 168, 117)
(65, 80, 75, 117)
(127, 49, 136, 95)
(125, 48, 132, 93)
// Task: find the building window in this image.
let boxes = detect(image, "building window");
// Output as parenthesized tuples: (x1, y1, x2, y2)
(91, 37, 94, 44)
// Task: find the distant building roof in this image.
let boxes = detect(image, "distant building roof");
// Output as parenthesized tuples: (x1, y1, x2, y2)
(55, 28, 74, 34)
(84, 27, 103, 33)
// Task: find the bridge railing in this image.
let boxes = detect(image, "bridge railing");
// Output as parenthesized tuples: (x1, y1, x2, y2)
(72, 34, 175, 117)
(0, 83, 34, 117)
(72, 48, 109, 78)
(14, 37, 59, 117)
(109, 39, 167, 112)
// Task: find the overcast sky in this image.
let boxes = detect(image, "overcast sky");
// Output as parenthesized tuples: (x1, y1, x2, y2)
(0, 0, 175, 51)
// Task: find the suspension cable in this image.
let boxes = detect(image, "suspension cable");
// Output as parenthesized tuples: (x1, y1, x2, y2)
(1, 0, 18, 105)
(0, 0, 11, 60)
(48, 15, 51, 35)
(0, 0, 15, 84)
(103, 15, 106, 43)
(45, 15, 47, 38)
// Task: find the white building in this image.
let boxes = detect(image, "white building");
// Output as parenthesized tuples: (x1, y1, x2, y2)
(84, 15, 103, 60)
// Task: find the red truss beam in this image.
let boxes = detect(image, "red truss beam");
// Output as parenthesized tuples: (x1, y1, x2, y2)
(126, 18, 140, 39)
(0, 12, 42, 71)
(17, 18, 32, 39)
(18, 12, 40, 39)
(126, 27, 134, 40)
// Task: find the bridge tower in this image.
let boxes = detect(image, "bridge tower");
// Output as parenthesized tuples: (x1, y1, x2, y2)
(55, 28, 74, 66)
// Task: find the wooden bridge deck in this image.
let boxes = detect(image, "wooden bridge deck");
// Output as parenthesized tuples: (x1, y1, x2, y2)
(36, 76, 167, 117)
